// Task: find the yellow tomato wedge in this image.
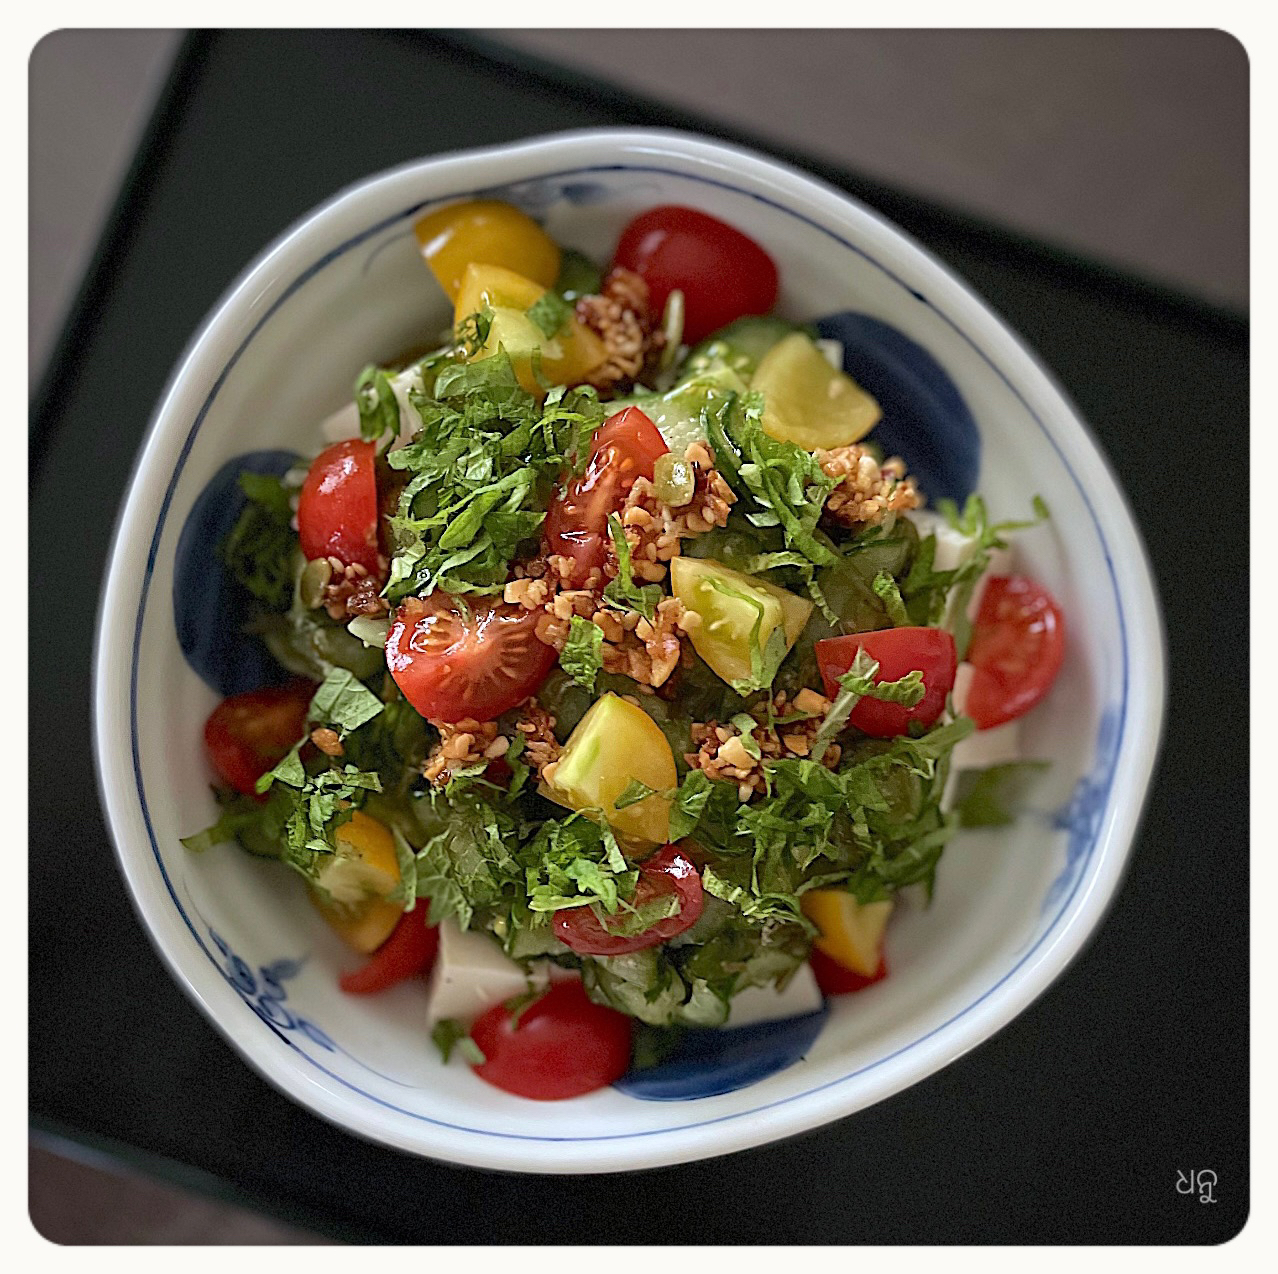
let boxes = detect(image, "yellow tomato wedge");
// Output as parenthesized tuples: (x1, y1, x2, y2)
(801, 890, 893, 976)
(541, 693, 677, 845)
(453, 262, 606, 395)
(670, 556, 812, 688)
(752, 332, 881, 450)
(414, 199, 561, 302)
(310, 811, 403, 954)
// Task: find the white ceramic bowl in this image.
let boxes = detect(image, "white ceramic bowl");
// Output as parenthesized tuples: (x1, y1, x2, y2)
(94, 128, 1165, 1173)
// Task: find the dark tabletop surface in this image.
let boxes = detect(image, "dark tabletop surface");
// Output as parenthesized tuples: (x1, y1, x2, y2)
(29, 30, 1248, 1244)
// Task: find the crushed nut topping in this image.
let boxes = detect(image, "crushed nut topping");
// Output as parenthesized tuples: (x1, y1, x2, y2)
(310, 727, 344, 757)
(815, 445, 920, 529)
(422, 718, 500, 787)
(620, 441, 735, 579)
(321, 555, 391, 622)
(505, 450, 733, 690)
(686, 690, 839, 802)
(576, 267, 665, 393)
(600, 596, 694, 689)
(512, 700, 561, 777)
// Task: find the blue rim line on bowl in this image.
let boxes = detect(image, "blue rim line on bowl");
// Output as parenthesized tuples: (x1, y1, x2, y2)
(120, 159, 1131, 1144)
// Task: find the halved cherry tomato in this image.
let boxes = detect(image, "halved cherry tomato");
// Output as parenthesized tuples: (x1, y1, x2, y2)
(297, 439, 382, 574)
(809, 947, 888, 996)
(815, 627, 957, 738)
(338, 905, 438, 995)
(469, 981, 633, 1100)
(553, 845, 703, 956)
(544, 406, 668, 585)
(612, 205, 779, 346)
(385, 591, 557, 724)
(203, 681, 314, 798)
(965, 576, 1065, 729)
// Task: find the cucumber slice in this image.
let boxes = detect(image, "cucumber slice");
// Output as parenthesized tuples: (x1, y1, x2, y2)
(611, 363, 750, 456)
(684, 316, 807, 379)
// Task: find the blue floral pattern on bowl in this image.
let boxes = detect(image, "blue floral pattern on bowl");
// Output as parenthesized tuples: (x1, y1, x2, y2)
(207, 926, 336, 1052)
(1045, 707, 1123, 914)
(615, 1009, 829, 1101)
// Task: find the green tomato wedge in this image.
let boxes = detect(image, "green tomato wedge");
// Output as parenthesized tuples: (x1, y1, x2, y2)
(670, 557, 812, 690)
(541, 693, 677, 845)
(752, 331, 882, 450)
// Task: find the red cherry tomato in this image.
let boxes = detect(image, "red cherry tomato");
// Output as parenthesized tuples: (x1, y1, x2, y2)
(809, 947, 888, 996)
(553, 845, 704, 956)
(469, 981, 633, 1100)
(338, 905, 439, 995)
(815, 627, 957, 739)
(611, 205, 780, 346)
(203, 681, 314, 798)
(385, 591, 557, 724)
(297, 439, 382, 573)
(965, 576, 1065, 729)
(544, 407, 668, 586)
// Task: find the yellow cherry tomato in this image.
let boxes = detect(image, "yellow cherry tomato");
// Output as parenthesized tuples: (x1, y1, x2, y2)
(753, 332, 881, 450)
(310, 811, 403, 954)
(453, 262, 607, 395)
(800, 891, 893, 976)
(541, 693, 677, 845)
(414, 200, 561, 303)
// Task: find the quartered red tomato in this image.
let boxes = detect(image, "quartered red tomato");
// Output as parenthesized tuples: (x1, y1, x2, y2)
(815, 627, 957, 739)
(965, 576, 1065, 729)
(544, 406, 668, 586)
(203, 681, 314, 798)
(611, 205, 780, 345)
(553, 844, 704, 957)
(469, 981, 633, 1100)
(338, 905, 439, 995)
(297, 438, 382, 573)
(809, 947, 888, 996)
(385, 591, 557, 724)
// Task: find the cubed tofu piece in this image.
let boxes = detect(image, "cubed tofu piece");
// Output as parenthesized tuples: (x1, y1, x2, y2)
(319, 364, 425, 448)
(968, 545, 1013, 625)
(424, 921, 529, 1028)
(942, 664, 1023, 810)
(905, 512, 1014, 628)
(907, 510, 979, 573)
(724, 962, 824, 1027)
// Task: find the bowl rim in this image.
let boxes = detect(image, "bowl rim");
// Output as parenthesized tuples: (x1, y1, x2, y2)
(93, 125, 1166, 1174)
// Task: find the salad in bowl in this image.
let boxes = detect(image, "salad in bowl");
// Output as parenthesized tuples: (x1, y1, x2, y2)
(181, 196, 1065, 1102)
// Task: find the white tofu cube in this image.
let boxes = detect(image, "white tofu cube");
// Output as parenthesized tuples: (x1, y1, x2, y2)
(724, 962, 824, 1027)
(907, 510, 979, 573)
(318, 364, 425, 448)
(424, 921, 530, 1028)
(815, 338, 844, 370)
(943, 664, 1023, 810)
(906, 511, 1015, 629)
(967, 544, 1013, 624)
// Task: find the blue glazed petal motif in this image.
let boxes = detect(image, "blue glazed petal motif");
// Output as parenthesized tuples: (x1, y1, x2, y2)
(479, 175, 625, 212)
(1044, 706, 1123, 914)
(815, 312, 980, 506)
(613, 1008, 829, 1101)
(173, 449, 300, 696)
(207, 928, 336, 1051)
